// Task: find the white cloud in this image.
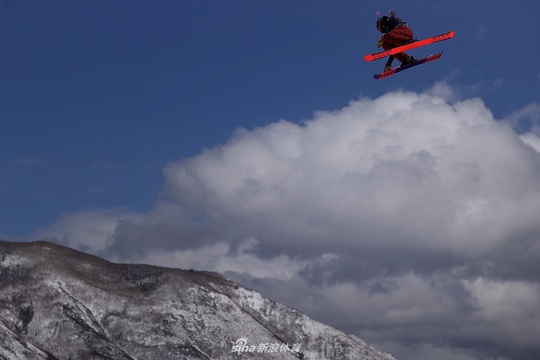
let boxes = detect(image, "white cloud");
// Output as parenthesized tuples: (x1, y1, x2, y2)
(159, 92, 540, 258)
(34, 89, 540, 360)
(507, 102, 540, 134)
(520, 132, 540, 152)
(33, 209, 140, 254)
(425, 80, 457, 102)
(465, 278, 540, 324)
(135, 239, 306, 281)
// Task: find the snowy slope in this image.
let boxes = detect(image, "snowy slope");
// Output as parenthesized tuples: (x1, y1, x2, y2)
(0, 241, 397, 360)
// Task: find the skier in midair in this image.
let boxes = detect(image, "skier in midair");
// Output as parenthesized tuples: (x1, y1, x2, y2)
(376, 10, 416, 72)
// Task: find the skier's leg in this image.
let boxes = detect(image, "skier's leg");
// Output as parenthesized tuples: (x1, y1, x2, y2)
(381, 27, 414, 63)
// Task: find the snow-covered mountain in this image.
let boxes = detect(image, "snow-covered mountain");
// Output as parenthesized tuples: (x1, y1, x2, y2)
(0, 240, 397, 360)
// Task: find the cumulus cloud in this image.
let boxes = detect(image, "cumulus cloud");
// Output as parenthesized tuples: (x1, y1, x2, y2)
(508, 102, 540, 134)
(35, 89, 540, 360)
(34, 208, 140, 254)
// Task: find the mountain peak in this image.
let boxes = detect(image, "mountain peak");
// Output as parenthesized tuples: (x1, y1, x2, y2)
(0, 240, 397, 360)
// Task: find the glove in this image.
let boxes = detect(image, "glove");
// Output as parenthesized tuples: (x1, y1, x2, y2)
(377, 38, 384, 48)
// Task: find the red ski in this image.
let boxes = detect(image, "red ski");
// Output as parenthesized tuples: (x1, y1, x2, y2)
(364, 30, 454, 62)
(373, 52, 442, 80)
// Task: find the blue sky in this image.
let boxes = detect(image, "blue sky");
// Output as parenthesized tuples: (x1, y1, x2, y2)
(2, 1, 540, 360)
(2, 0, 537, 235)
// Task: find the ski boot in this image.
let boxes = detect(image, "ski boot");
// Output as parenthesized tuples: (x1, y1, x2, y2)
(400, 55, 416, 66)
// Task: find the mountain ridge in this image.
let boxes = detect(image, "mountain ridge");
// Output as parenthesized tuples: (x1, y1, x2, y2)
(0, 240, 397, 360)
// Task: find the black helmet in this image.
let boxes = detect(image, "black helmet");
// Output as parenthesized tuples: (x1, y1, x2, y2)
(376, 16, 390, 33)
